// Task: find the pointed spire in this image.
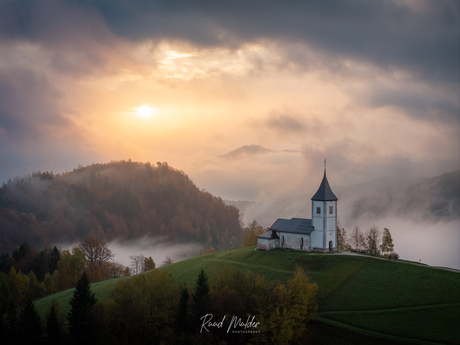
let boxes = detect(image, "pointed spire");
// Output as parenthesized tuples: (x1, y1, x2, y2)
(311, 160, 338, 201)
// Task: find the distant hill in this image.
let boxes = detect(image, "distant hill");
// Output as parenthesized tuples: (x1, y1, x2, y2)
(0, 161, 242, 253)
(220, 144, 274, 159)
(36, 246, 460, 345)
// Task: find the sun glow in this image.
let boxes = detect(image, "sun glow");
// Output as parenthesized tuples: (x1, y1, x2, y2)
(135, 105, 156, 118)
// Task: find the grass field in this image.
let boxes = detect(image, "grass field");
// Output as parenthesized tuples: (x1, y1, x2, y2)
(35, 247, 460, 344)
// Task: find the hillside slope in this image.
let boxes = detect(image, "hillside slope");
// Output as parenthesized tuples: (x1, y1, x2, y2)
(36, 247, 460, 344)
(0, 161, 242, 253)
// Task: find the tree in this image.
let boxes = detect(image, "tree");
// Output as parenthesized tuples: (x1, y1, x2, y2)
(192, 269, 210, 318)
(162, 256, 174, 267)
(350, 226, 362, 251)
(380, 228, 394, 255)
(109, 270, 180, 344)
(337, 225, 348, 250)
(365, 225, 381, 255)
(18, 299, 45, 345)
(57, 248, 86, 290)
(258, 267, 318, 344)
(129, 254, 145, 275)
(243, 220, 266, 247)
(45, 301, 62, 345)
(176, 286, 190, 337)
(67, 272, 97, 344)
(144, 256, 155, 271)
(79, 237, 114, 278)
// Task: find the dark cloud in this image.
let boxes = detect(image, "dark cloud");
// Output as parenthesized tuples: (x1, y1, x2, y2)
(67, 0, 460, 83)
(0, 69, 64, 143)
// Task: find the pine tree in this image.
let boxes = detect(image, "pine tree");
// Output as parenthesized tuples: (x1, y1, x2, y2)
(176, 286, 190, 340)
(46, 302, 62, 345)
(18, 299, 45, 345)
(192, 269, 209, 320)
(67, 272, 97, 344)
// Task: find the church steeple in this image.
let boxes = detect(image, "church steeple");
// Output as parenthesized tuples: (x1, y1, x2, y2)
(311, 160, 338, 201)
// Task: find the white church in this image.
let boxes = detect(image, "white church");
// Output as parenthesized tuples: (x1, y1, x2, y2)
(257, 164, 338, 252)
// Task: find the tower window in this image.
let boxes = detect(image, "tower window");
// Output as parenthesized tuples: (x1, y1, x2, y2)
(329, 206, 333, 214)
(316, 207, 321, 214)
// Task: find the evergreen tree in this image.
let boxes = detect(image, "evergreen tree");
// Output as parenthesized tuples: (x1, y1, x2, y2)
(18, 299, 45, 345)
(176, 286, 190, 332)
(192, 269, 210, 320)
(46, 302, 62, 345)
(67, 273, 97, 344)
(2, 303, 18, 344)
(48, 246, 60, 274)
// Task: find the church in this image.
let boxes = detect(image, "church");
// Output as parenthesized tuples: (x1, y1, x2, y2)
(257, 164, 338, 252)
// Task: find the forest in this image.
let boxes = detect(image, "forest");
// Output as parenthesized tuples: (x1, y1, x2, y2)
(0, 161, 243, 254)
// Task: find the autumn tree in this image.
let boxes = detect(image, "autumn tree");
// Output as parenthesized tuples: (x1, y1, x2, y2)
(380, 228, 394, 255)
(79, 237, 114, 281)
(243, 220, 266, 247)
(108, 269, 180, 344)
(258, 267, 318, 344)
(57, 248, 85, 290)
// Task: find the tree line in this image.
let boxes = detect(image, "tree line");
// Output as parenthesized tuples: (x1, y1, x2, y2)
(0, 236, 157, 324)
(1, 266, 318, 345)
(0, 160, 243, 254)
(337, 224, 397, 257)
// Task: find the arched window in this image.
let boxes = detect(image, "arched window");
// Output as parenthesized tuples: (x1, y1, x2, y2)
(301, 237, 304, 250)
(281, 235, 285, 246)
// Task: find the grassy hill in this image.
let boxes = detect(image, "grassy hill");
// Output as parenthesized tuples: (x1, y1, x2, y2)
(36, 246, 460, 344)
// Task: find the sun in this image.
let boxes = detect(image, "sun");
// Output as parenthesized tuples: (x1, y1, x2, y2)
(135, 105, 156, 118)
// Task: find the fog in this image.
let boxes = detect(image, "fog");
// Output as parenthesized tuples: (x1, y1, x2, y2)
(351, 219, 460, 270)
(60, 237, 202, 270)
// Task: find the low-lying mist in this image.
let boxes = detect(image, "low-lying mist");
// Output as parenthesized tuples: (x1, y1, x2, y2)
(60, 237, 202, 270)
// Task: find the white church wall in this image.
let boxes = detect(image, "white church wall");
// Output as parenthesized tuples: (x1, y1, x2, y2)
(257, 237, 279, 251)
(277, 232, 310, 251)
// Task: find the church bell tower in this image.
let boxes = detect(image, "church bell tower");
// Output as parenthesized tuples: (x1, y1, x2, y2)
(311, 160, 338, 251)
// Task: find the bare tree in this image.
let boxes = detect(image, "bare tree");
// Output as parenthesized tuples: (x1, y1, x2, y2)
(129, 253, 145, 275)
(350, 226, 362, 250)
(161, 256, 174, 267)
(365, 225, 381, 255)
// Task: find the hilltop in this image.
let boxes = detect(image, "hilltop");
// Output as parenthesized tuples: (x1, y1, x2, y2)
(0, 161, 242, 253)
(36, 246, 460, 345)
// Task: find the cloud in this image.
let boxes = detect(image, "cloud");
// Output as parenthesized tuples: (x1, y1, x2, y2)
(266, 111, 306, 133)
(71, 0, 459, 83)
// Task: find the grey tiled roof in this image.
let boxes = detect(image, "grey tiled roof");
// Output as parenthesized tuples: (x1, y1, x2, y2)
(268, 217, 314, 234)
(311, 171, 338, 201)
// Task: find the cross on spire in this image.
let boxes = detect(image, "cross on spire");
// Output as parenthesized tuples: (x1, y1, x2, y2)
(324, 158, 327, 173)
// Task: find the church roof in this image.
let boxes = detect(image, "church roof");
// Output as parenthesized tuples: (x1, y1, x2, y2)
(268, 218, 314, 234)
(311, 170, 338, 201)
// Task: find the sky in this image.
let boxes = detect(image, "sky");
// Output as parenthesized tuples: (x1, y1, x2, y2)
(1, 1, 459, 264)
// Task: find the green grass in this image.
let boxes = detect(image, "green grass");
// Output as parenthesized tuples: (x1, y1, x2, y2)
(35, 247, 460, 344)
(319, 303, 460, 344)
